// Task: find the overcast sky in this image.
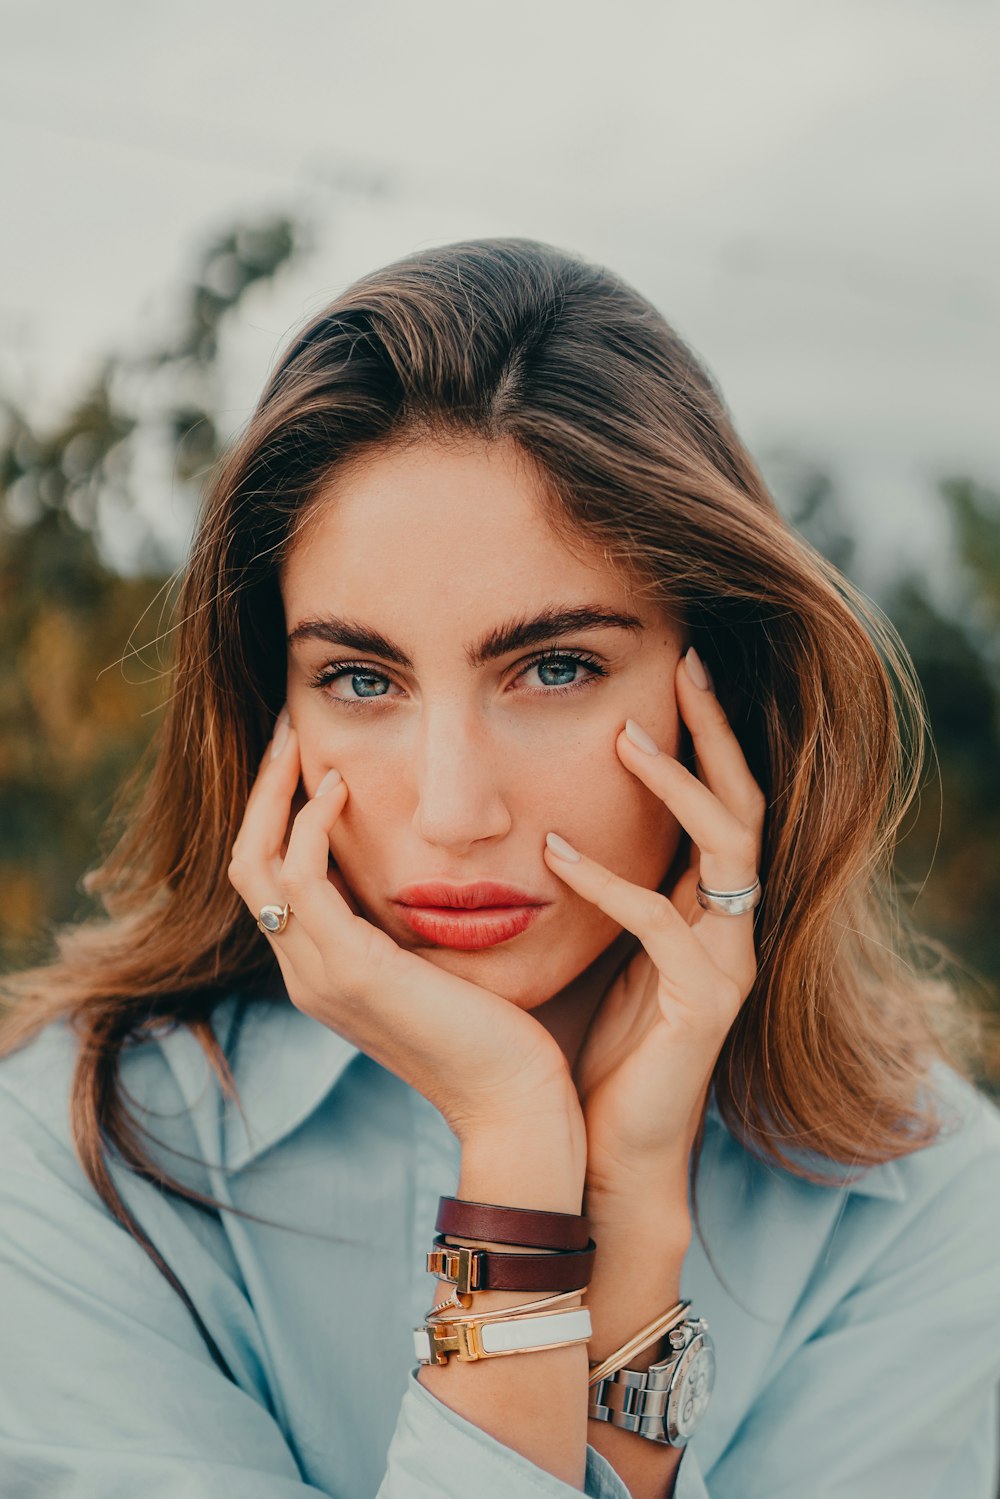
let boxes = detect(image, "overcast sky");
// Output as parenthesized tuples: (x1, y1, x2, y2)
(1, 0, 997, 590)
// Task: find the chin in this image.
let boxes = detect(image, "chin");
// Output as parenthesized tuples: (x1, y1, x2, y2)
(407, 940, 570, 1008)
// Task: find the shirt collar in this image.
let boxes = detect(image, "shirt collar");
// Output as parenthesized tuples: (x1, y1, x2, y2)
(211, 993, 363, 1173)
(193, 994, 904, 1198)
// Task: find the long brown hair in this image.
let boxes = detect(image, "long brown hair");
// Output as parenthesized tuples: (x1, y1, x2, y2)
(1, 237, 985, 1365)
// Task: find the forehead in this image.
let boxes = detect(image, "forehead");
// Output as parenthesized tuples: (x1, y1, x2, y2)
(281, 436, 641, 612)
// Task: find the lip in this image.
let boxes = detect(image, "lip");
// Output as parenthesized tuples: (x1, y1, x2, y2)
(394, 903, 544, 950)
(393, 880, 546, 909)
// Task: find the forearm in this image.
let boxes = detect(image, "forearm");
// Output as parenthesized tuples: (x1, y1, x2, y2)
(584, 1192, 692, 1499)
(417, 1120, 591, 1490)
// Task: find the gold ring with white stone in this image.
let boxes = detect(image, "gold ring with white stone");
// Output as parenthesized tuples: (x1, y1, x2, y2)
(256, 902, 291, 935)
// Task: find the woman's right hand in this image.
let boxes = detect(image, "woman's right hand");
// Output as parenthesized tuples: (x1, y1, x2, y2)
(227, 712, 583, 1156)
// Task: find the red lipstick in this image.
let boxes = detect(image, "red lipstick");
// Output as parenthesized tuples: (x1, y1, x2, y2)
(394, 880, 544, 909)
(392, 880, 549, 951)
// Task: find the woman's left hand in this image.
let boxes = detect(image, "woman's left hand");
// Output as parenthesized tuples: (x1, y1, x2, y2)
(542, 647, 767, 1217)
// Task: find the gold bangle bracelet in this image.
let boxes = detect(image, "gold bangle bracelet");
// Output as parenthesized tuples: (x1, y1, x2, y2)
(587, 1299, 690, 1386)
(425, 1282, 589, 1325)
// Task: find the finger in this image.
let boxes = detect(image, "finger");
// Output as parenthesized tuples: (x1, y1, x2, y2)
(276, 770, 360, 938)
(676, 649, 767, 834)
(233, 770, 416, 1051)
(227, 855, 314, 983)
(227, 721, 327, 967)
(250, 703, 291, 790)
(616, 721, 759, 901)
(231, 717, 303, 874)
(542, 834, 744, 1026)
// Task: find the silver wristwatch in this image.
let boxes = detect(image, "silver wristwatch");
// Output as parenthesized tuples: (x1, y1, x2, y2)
(587, 1316, 716, 1447)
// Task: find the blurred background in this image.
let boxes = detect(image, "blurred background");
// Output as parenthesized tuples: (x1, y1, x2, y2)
(1, 1, 998, 1093)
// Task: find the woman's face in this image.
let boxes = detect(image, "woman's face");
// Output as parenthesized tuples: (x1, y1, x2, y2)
(280, 435, 688, 1012)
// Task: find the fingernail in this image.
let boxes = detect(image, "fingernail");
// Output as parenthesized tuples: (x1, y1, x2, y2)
(276, 703, 290, 727)
(546, 831, 581, 862)
(684, 646, 714, 691)
(316, 767, 343, 796)
(270, 720, 290, 759)
(625, 718, 660, 755)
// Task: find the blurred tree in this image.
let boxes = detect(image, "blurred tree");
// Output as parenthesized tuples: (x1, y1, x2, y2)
(883, 482, 1000, 1047)
(785, 470, 1000, 1089)
(0, 214, 302, 971)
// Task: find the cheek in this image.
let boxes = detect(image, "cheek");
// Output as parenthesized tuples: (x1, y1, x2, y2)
(554, 738, 680, 869)
(601, 781, 680, 874)
(291, 704, 380, 800)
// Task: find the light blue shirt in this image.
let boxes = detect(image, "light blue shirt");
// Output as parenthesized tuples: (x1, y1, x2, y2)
(1, 989, 999, 1498)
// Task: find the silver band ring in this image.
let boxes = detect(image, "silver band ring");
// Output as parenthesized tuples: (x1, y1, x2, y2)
(695, 877, 762, 917)
(257, 902, 291, 935)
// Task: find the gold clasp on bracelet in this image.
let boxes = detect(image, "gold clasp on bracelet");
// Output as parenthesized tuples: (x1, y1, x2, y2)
(423, 1317, 485, 1363)
(425, 1244, 482, 1294)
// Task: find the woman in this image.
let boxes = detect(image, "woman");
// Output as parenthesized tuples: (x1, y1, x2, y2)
(1, 237, 997, 1499)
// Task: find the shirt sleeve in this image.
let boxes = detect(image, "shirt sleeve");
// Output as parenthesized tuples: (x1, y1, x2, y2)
(383, 1368, 634, 1499)
(0, 1127, 631, 1499)
(698, 1149, 1000, 1499)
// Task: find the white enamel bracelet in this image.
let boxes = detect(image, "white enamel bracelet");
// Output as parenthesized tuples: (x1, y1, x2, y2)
(414, 1304, 593, 1365)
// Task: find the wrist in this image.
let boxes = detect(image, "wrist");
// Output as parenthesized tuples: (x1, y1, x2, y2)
(589, 1291, 686, 1373)
(449, 1064, 580, 1149)
(588, 1279, 687, 1370)
(457, 1129, 586, 1216)
(584, 1212, 690, 1369)
(584, 1166, 692, 1236)
(586, 1204, 691, 1289)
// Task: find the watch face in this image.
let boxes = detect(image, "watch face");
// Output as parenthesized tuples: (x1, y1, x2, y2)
(667, 1332, 716, 1444)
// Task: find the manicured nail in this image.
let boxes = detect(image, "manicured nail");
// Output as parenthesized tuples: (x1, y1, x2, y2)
(270, 720, 290, 759)
(625, 718, 660, 755)
(546, 831, 581, 862)
(276, 703, 291, 727)
(315, 767, 343, 796)
(684, 646, 713, 691)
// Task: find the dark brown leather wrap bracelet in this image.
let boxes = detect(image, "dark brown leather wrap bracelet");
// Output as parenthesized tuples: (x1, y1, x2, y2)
(435, 1195, 590, 1251)
(427, 1232, 596, 1292)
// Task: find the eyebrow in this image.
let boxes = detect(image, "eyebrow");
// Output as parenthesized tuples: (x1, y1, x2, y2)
(286, 604, 646, 670)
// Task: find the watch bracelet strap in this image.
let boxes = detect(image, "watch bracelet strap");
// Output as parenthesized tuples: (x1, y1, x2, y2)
(587, 1317, 713, 1446)
(415, 1302, 593, 1364)
(436, 1194, 590, 1251)
(427, 1232, 596, 1292)
(587, 1375, 675, 1444)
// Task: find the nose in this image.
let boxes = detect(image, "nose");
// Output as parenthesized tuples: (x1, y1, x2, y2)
(408, 706, 512, 849)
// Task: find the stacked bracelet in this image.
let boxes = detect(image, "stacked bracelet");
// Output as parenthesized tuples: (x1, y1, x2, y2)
(413, 1193, 716, 1446)
(413, 1196, 593, 1366)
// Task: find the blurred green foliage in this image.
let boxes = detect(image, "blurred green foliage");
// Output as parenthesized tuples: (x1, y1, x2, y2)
(0, 214, 300, 967)
(1, 218, 998, 1092)
(882, 483, 1000, 1008)
(778, 462, 1000, 1011)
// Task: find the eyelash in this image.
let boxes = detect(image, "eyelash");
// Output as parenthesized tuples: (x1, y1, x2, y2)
(307, 649, 609, 711)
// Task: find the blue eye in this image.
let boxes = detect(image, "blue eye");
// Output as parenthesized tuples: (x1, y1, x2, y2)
(523, 651, 606, 693)
(314, 666, 392, 704)
(308, 649, 608, 710)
